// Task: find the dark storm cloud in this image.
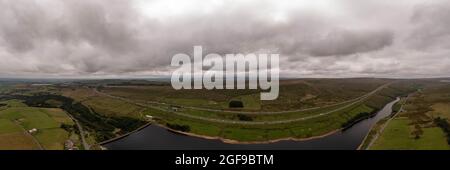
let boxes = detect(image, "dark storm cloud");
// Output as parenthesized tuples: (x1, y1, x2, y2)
(0, 0, 449, 78)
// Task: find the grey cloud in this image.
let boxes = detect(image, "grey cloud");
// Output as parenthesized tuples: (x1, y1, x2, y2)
(305, 29, 393, 57)
(0, 0, 151, 75)
(407, 1, 450, 50)
(0, 0, 449, 78)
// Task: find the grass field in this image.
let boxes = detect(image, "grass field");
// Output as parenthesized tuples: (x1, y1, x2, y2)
(111, 80, 415, 142)
(0, 100, 77, 150)
(0, 85, 12, 94)
(369, 81, 450, 150)
(34, 129, 70, 150)
(61, 87, 96, 102)
(34, 78, 400, 142)
(1, 100, 27, 107)
(82, 96, 143, 118)
(1, 78, 423, 144)
(0, 132, 40, 150)
(0, 118, 41, 150)
(228, 94, 261, 110)
(430, 103, 450, 119)
(44, 108, 75, 125)
(0, 119, 22, 134)
(99, 78, 389, 112)
(370, 118, 450, 150)
(142, 93, 396, 142)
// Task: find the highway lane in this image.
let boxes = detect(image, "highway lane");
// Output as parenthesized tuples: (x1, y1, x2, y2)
(93, 83, 391, 125)
(95, 82, 390, 115)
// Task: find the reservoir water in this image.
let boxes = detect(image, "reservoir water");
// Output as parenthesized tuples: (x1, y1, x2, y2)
(105, 98, 399, 150)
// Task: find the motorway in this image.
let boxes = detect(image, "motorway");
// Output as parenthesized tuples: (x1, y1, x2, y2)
(93, 83, 391, 125)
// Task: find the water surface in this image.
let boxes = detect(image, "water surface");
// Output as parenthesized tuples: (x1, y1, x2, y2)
(105, 98, 399, 150)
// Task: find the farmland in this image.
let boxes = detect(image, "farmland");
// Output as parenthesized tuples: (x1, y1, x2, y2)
(370, 118, 449, 150)
(86, 78, 416, 142)
(0, 100, 78, 150)
(0, 78, 437, 149)
(368, 81, 450, 150)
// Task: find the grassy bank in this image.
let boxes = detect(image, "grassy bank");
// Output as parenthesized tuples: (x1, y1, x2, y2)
(369, 81, 450, 150)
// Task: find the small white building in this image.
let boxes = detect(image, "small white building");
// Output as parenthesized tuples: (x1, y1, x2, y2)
(28, 128, 37, 134)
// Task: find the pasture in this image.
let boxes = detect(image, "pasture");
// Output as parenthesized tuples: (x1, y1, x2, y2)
(370, 81, 450, 150)
(370, 118, 449, 150)
(1, 78, 426, 144)
(0, 100, 76, 150)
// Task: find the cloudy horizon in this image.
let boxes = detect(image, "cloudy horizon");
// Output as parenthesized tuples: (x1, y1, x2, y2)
(1, 0, 450, 79)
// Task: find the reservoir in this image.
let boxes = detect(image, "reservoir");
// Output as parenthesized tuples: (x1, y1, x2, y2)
(105, 98, 399, 150)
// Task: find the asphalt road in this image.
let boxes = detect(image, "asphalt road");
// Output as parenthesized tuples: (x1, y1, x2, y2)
(93, 83, 391, 125)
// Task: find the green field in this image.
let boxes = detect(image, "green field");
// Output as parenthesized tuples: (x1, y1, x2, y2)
(0, 117, 40, 150)
(430, 103, 450, 119)
(100, 79, 415, 142)
(142, 95, 396, 142)
(0, 85, 12, 94)
(369, 82, 450, 150)
(0, 119, 22, 134)
(0, 78, 425, 146)
(0, 132, 40, 150)
(0, 100, 77, 150)
(82, 96, 143, 118)
(99, 78, 390, 112)
(34, 129, 70, 150)
(371, 118, 450, 150)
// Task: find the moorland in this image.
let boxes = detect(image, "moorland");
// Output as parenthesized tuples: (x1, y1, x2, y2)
(1, 78, 448, 150)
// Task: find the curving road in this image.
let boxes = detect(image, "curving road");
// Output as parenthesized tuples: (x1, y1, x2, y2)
(93, 83, 391, 125)
(66, 113, 90, 150)
(96, 83, 390, 115)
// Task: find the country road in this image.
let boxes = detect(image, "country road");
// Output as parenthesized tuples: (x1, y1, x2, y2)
(93, 83, 391, 125)
(67, 113, 90, 150)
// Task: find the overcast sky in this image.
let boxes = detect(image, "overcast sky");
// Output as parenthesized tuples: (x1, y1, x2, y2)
(0, 0, 449, 78)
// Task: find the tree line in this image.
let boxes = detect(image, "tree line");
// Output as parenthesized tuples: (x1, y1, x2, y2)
(9, 93, 146, 142)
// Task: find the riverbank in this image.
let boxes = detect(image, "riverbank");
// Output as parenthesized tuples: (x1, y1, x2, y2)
(358, 97, 402, 150)
(158, 123, 342, 145)
(147, 99, 399, 145)
(101, 94, 406, 150)
(97, 122, 152, 146)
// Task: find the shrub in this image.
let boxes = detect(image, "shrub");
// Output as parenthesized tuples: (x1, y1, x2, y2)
(237, 114, 253, 121)
(229, 100, 244, 108)
(434, 117, 450, 144)
(166, 123, 191, 132)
